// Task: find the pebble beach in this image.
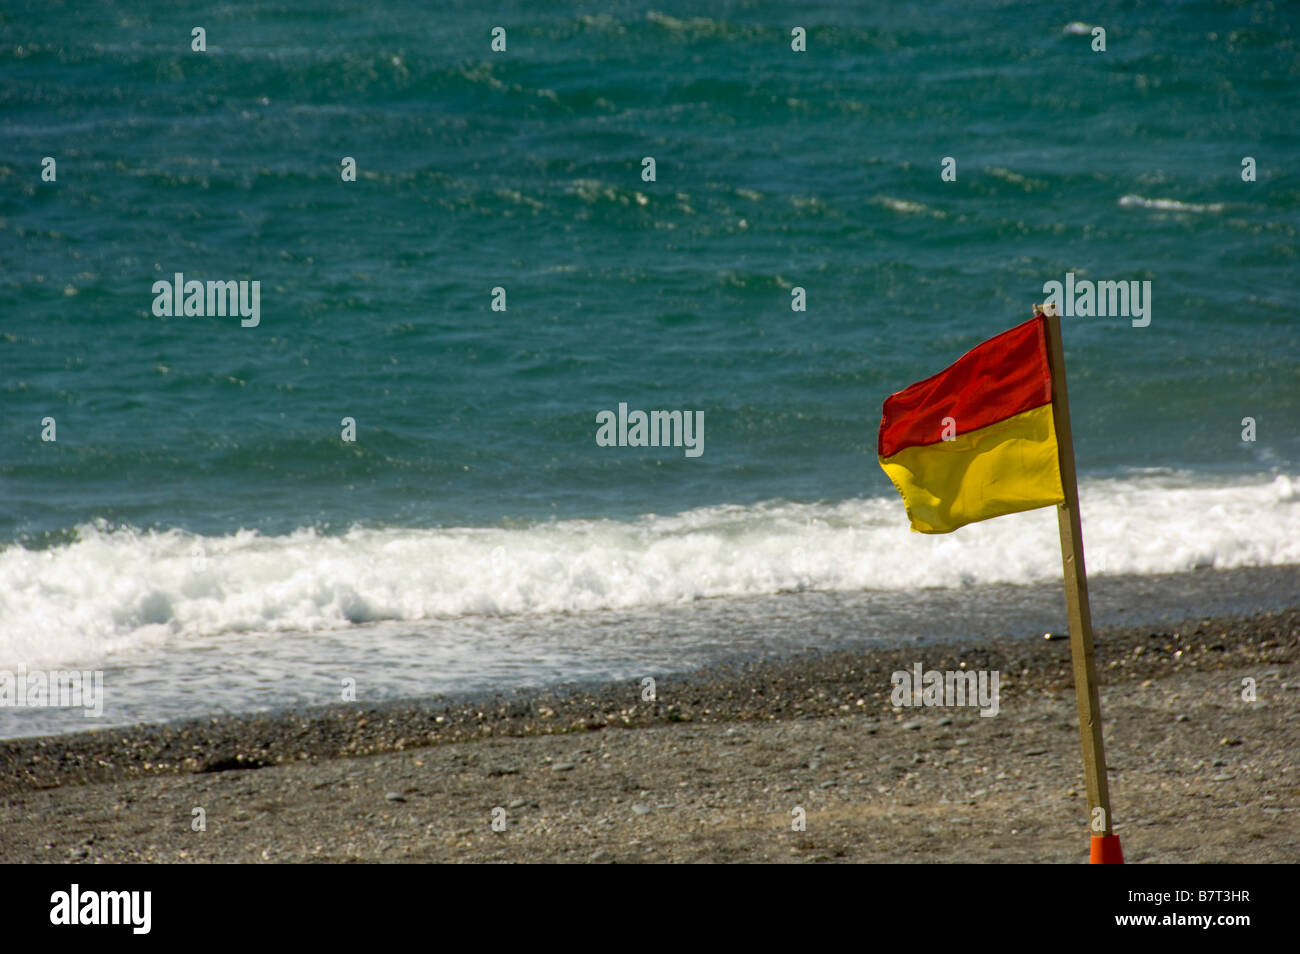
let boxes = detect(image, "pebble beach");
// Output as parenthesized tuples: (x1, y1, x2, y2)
(1, 608, 1295, 864)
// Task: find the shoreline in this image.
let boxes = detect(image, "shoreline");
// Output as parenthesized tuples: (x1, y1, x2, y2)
(4, 562, 1297, 741)
(2, 608, 1295, 793)
(0, 608, 1295, 862)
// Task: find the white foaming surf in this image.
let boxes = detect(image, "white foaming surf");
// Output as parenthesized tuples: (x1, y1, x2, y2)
(1, 473, 1296, 670)
(1117, 194, 1225, 214)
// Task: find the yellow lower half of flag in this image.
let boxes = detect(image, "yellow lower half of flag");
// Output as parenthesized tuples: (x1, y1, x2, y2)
(879, 403, 1065, 533)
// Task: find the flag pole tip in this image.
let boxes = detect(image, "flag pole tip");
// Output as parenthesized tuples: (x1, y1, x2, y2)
(1089, 834, 1124, 864)
(1033, 302, 1059, 318)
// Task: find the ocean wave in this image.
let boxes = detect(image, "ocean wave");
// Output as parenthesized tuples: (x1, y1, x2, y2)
(1118, 194, 1225, 214)
(985, 167, 1047, 191)
(0, 475, 1296, 670)
(645, 12, 742, 38)
(873, 196, 944, 217)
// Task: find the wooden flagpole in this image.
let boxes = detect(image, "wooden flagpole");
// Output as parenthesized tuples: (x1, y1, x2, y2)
(1037, 302, 1123, 864)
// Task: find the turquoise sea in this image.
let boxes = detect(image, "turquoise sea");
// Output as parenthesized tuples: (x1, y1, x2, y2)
(1, 1, 1297, 734)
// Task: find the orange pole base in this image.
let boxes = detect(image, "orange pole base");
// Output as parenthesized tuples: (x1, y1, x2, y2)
(1089, 834, 1124, 864)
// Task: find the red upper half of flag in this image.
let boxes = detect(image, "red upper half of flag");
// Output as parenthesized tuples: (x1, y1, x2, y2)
(878, 315, 1053, 458)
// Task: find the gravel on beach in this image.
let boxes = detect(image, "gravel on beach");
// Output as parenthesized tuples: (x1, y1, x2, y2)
(0, 609, 1296, 863)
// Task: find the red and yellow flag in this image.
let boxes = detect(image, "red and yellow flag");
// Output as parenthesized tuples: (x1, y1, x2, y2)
(878, 315, 1065, 533)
